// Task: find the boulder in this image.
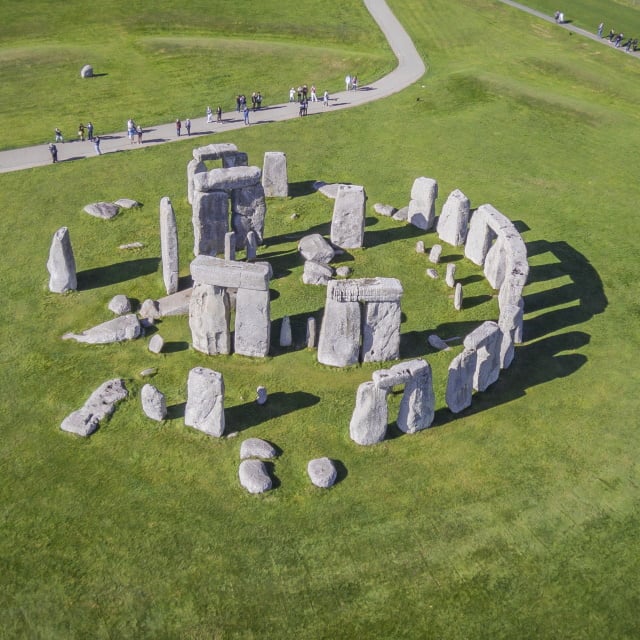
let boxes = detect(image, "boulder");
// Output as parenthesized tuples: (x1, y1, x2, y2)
(47, 227, 77, 293)
(113, 198, 141, 209)
(62, 314, 140, 344)
(392, 206, 409, 222)
(256, 386, 268, 405)
(84, 202, 120, 220)
(298, 234, 335, 263)
(139, 298, 161, 320)
(141, 384, 166, 421)
(240, 437, 277, 460)
(108, 294, 131, 315)
(157, 288, 192, 317)
(148, 334, 164, 354)
(80, 64, 93, 78)
(239, 459, 272, 494)
(307, 458, 338, 488)
(335, 266, 351, 278)
(303, 260, 334, 285)
(185, 367, 225, 437)
(374, 203, 397, 217)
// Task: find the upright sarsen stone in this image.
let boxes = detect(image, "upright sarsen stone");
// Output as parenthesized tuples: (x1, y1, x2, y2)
(189, 283, 231, 355)
(192, 190, 229, 256)
(160, 197, 179, 295)
(437, 189, 470, 246)
(361, 301, 401, 362)
(262, 151, 288, 197)
(408, 177, 438, 230)
(231, 183, 266, 249)
(185, 367, 225, 437)
(349, 381, 388, 445)
(187, 159, 206, 205)
(445, 349, 477, 413)
(464, 321, 502, 392)
(330, 185, 366, 249)
(396, 359, 435, 433)
(234, 288, 271, 357)
(47, 227, 77, 293)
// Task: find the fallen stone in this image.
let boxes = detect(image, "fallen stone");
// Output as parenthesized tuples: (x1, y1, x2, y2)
(185, 367, 225, 437)
(426, 268, 438, 279)
(392, 206, 409, 222)
(374, 203, 397, 217)
(62, 314, 140, 344)
(303, 260, 334, 285)
(148, 334, 164, 354)
(60, 378, 127, 437)
(335, 266, 351, 278)
(119, 242, 144, 250)
(157, 288, 192, 317)
(240, 437, 277, 460)
(298, 234, 335, 263)
(113, 198, 141, 209)
(139, 299, 161, 320)
(256, 386, 268, 405)
(108, 294, 131, 315)
(429, 244, 442, 264)
(313, 181, 347, 199)
(47, 227, 77, 293)
(428, 335, 450, 351)
(141, 384, 166, 421)
(160, 197, 179, 295)
(139, 368, 157, 378)
(307, 457, 338, 488)
(80, 64, 93, 78)
(84, 202, 119, 220)
(239, 459, 272, 494)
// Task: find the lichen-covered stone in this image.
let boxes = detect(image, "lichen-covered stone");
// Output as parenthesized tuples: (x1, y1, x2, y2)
(47, 227, 77, 293)
(307, 457, 338, 488)
(185, 367, 225, 437)
(141, 384, 166, 421)
(239, 459, 272, 494)
(62, 314, 140, 344)
(240, 437, 277, 460)
(349, 381, 388, 445)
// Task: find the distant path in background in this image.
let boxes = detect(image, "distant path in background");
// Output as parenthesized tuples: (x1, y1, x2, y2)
(0, 0, 425, 174)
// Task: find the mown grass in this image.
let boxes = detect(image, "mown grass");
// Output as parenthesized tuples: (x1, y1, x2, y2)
(1, 0, 640, 638)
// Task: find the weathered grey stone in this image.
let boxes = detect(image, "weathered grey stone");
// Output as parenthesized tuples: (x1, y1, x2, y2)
(392, 206, 409, 222)
(437, 189, 470, 246)
(298, 234, 335, 263)
(47, 227, 77, 293)
(306, 317, 317, 348)
(317, 296, 361, 367)
(416, 240, 425, 254)
(408, 177, 437, 230)
(454, 282, 463, 310)
(429, 244, 442, 264)
(349, 381, 388, 445)
(256, 386, 268, 405)
(194, 166, 261, 192)
(119, 241, 145, 250)
(192, 190, 229, 257)
(240, 437, 277, 460)
(141, 384, 166, 421)
(262, 151, 288, 197)
(113, 198, 141, 209)
(160, 196, 179, 295)
(139, 299, 161, 320)
(307, 457, 338, 488)
(303, 260, 334, 285)
(328, 277, 403, 303)
(428, 335, 450, 351)
(484, 237, 508, 290)
(139, 368, 157, 378)
(231, 184, 266, 249)
(148, 333, 164, 354)
(187, 159, 207, 205)
(426, 268, 438, 279)
(60, 378, 127, 437)
(189, 283, 231, 355)
(80, 64, 93, 78)
(157, 288, 192, 317)
(84, 202, 119, 220)
(330, 185, 366, 249)
(498, 303, 521, 369)
(190, 256, 271, 291)
(362, 301, 402, 362)
(234, 287, 270, 357)
(465, 206, 496, 266)
(445, 263, 456, 288)
(222, 152, 249, 168)
(372, 358, 429, 389)
(464, 321, 502, 392)
(245, 230, 258, 261)
(224, 231, 236, 261)
(192, 142, 238, 163)
(446, 349, 477, 413)
(313, 181, 346, 199)
(62, 314, 140, 344)
(279, 316, 292, 347)
(239, 459, 272, 494)
(397, 359, 435, 433)
(335, 266, 351, 278)
(374, 203, 397, 217)
(185, 367, 225, 437)
(108, 294, 131, 315)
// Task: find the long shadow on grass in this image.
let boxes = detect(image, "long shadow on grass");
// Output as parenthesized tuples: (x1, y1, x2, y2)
(77, 258, 160, 289)
(269, 309, 323, 354)
(225, 391, 320, 433)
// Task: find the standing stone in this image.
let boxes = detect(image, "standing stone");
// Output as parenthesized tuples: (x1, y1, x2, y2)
(416, 240, 425, 254)
(234, 287, 270, 357)
(330, 185, 366, 249)
(307, 457, 338, 488)
(465, 206, 495, 266)
(148, 334, 164, 354)
(306, 317, 317, 348)
(108, 294, 131, 315)
(317, 297, 361, 367)
(361, 301, 402, 362)
(185, 367, 225, 437)
(349, 381, 388, 445)
(187, 159, 206, 205)
(484, 237, 507, 290)
(498, 303, 521, 369)
(256, 386, 268, 405)
(397, 359, 435, 433)
(47, 227, 77, 293)
(408, 177, 438, 230)
(224, 231, 236, 261)
(192, 190, 229, 256)
(445, 263, 456, 288)
(464, 321, 502, 392)
(454, 282, 463, 310)
(160, 197, 179, 295)
(189, 283, 231, 355)
(279, 316, 292, 347)
(141, 384, 166, 421)
(231, 184, 266, 249)
(298, 234, 335, 263)
(245, 230, 258, 261)
(428, 244, 442, 264)
(437, 189, 470, 246)
(262, 151, 288, 197)
(445, 349, 477, 413)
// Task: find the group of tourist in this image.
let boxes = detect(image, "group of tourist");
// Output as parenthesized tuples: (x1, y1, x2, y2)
(206, 106, 223, 123)
(48, 121, 103, 162)
(288, 84, 331, 117)
(127, 118, 144, 145)
(598, 23, 639, 51)
(345, 74, 359, 91)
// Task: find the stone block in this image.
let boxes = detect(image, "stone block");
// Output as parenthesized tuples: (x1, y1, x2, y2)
(187, 159, 206, 205)
(330, 184, 366, 249)
(189, 283, 231, 355)
(141, 384, 166, 421)
(307, 457, 338, 488)
(464, 321, 502, 392)
(317, 297, 361, 367)
(437, 189, 470, 246)
(446, 349, 477, 413)
(408, 177, 437, 230)
(192, 142, 238, 162)
(298, 234, 336, 263)
(190, 255, 271, 291)
(185, 367, 225, 437)
(239, 459, 272, 493)
(231, 183, 266, 249)
(192, 190, 229, 257)
(303, 260, 334, 285)
(194, 166, 261, 192)
(349, 381, 388, 445)
(47, 227, 77, 293)
(62, 314, 140, 344)
(361, 300, 401, 362)
(234, 287, 271, 357)
(262, 151, 288, 197)
(397, 359, 435, 433)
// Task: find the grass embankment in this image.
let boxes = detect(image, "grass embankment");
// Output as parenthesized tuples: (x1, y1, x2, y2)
(1, 0, 640, 637)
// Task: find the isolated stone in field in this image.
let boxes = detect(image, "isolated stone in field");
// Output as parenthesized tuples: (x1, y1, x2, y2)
(60, 378, 128, 437)
(330, 185, 366, 249)
(62, 314, 140, 344)
(349, 381, 388, 445)
(160, 196, 179, 295)
(256, 386, 268, 405)
(239, 459, 272, 494)
(408, 177, 437, 230)
(307, 457, 338, 488)
(437, 189, 470, 246)
(108, 294, 131, 315)
(185, 367, 225, 437)
(428, 244, 442, 264)
(80, 64, 93, 78)
(113, 198, 141, 209)
(262, 151, 288, 197)
(141, 384, 166, 421)
(445, 263, 456, 288)
(298, 234, 335, 263)
(84, 202, 119, 220)
(47, 227, 77, 293)
(189, 283, 231, 355)
(240, 437, 277, 460)
(148, 334, 164, 354)
(454, 282, 463, 310)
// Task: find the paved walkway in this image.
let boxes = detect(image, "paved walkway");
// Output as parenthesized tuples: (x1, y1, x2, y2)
(0, 0, 425, 174)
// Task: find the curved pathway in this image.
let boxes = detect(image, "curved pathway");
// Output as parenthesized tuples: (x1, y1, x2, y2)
(0, 0, 425, 174)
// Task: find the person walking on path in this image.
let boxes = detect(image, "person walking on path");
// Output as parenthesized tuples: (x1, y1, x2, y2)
(289, 87, 296, 102)
(48, 143, 58, 163)
(352, 75, 358, 91)
(127, 119, 136, 143)
(323, 90, 329, 107)
(78, 123, 85, 141)
(310, 85, 317, 102)
(345, 74, 351, 91)
(93, 136, 101, 155)
(256, 92, 262, 109)
(216, 106, 222, 122)
(136, 125, 143, 143)
(87, 122, 94, 141)
(185, 118, 191, 135)
(176, 119, 182, 136)
(206, 106, 213, 123)
(243, 106, 250, 125)
(55, 128, 64, 143)
(597, 22, 604, 38)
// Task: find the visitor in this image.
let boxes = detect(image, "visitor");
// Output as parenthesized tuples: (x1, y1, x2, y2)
(236, 95, 242, 112)
(297, 86, 302, 102)
(136, 125, 143, 143)
(597, 22, 604, 38)
(323, 90, 329, 107)
(55, 128, 63, 143)
(352, 75, 358, 91)
(559, 12, 564, 24)
(345, 74, 351, 91)
(78, 123, 85, 141)
(310, 85, 317, 102)
(216, 105, 222, 122)
(243, 105, 250, 125)
(185, 118, 191, 135)
(615, 33, 624, 47)
(176, 119, 182, 136)
(93, 136, 101, 155)
(554, 11, 560, 23)
(206, 106, 213, 123)
(87, 121, 94, 141)
(251, 92, 257, 111)
(289, 87, 296, 102)
(48, 143, 58, 163)
(256, 92, 262, 109)
(127, 119, 136, 143)
(607, 29, 615, 41)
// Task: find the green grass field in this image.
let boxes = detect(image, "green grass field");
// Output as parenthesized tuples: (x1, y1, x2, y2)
(1, 0, 640, 638)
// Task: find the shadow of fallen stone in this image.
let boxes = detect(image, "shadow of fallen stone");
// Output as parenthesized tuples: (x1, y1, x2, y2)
(167, 402, 186, 420)
(163, 341, 189, 354)
(77, 257, 160, 290)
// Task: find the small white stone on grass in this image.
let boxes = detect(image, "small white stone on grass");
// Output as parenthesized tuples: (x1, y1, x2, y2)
(108, 294, 131, 315)
(429, 244, 442, 264)
(426, 268, 438, 279)
(141, 384, 166, 421)
(416, 240, 425, 254)
(148, 334, 164, 354)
